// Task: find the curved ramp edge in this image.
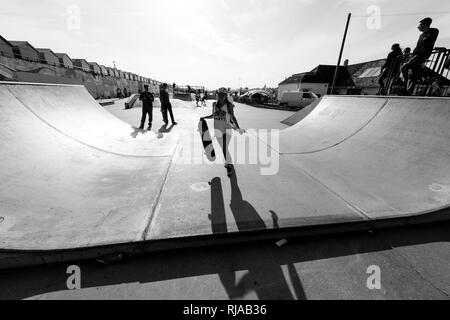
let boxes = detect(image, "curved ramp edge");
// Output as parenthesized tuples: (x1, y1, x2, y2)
(3, 83, 179, 157)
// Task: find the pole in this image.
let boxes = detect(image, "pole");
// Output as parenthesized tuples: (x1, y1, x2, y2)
(331, 13, 351, 95)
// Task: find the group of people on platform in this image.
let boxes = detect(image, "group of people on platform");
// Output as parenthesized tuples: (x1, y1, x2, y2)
(378, 17, 441, 95)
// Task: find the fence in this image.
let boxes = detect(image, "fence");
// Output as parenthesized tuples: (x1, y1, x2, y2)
(385, 47, 450, 96)
(174, 85, 206, 94)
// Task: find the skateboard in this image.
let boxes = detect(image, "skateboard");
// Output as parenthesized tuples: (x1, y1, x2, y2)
(199, 119, 216, 162)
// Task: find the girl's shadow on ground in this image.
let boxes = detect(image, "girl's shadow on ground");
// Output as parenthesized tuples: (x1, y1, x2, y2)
(209, 173, 307, 300)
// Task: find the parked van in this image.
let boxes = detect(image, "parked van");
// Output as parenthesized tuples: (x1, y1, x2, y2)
(279, 90, 319, 109)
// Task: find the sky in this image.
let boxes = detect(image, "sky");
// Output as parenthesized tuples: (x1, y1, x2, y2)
(1, 0, 450, 89)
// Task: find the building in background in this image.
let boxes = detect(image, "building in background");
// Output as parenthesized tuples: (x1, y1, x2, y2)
(88, 62, 101, 75)
(55, 53, 74, 69)
(99, 65, 109, 77)
(0, 35, 14, 58)
(278, 65, 354, 100)
(9, 41, 40, 62)
(36, 48, 60, 66)
(73, 59, 91, 72)
(106, 67, 115, 77)
(347, 59, 386, 95)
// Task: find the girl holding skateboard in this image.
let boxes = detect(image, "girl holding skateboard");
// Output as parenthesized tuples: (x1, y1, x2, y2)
(200, 87, 245, 176)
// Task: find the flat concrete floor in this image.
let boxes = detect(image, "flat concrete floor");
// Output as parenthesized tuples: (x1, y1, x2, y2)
(0, 221, 449, 300)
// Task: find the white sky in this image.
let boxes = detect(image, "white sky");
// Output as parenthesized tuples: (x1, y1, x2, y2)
(1, 0, 450, 89)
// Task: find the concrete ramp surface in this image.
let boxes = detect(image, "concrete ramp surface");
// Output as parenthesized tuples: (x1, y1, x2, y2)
(0, 82, 449, 256)
(0, 83, 178, 250)
(285, 96, 450, 219)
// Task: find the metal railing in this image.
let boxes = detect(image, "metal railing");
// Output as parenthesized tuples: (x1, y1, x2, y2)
(385, 47, 450, 96)
(174, 85, 206, 94)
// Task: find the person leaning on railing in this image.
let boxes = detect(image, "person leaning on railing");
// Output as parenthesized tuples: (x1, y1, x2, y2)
(378, 43, 403, 95)
(400, 17, 439, 95)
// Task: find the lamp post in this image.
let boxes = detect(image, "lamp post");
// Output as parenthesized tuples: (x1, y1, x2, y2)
(331, 13, 351, 95)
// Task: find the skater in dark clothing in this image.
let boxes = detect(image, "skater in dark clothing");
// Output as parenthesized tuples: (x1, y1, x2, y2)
(195, 91, 201, 107)
(401, 17, 439, 95)
(201, 91, 207, 106)
(139, 85, 155, 130)
(160, 83, 177, 126)
(378, 43, 403, 95)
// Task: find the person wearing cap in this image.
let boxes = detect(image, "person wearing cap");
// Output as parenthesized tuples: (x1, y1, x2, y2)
(401, 17, 439, 95)
(160, 83, 177, 126)
(138, 84, 155, 130)
(200, 87, 245, 176)
(378, 43, 403, 95)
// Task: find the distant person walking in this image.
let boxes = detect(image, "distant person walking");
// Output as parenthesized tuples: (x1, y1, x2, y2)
(195, 91, 201, 107)
(138, 84, 154, 130)
(378, 43, 403, 95)
(200, 87, 245, 177)
(201, 91, 207, 106)
(401, 17, 439, 95)
(160, 83, 177, 126)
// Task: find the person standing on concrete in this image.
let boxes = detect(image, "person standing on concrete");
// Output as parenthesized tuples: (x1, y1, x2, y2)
(138, 84, 154, 130)
(378, 43, 403, 95)
(160, 83, 177, 126)
(200, 87, 245, 177)
(195, 91, 201, 107)
(401, 17, 439, 95)
(201, 91, 207, 106)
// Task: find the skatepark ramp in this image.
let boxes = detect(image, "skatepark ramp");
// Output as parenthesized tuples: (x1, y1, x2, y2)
(277, 95, 450, 221)
(280, 97, 322, 126)
(0, 82, 179, 252)
(0, 82, 449, 268)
